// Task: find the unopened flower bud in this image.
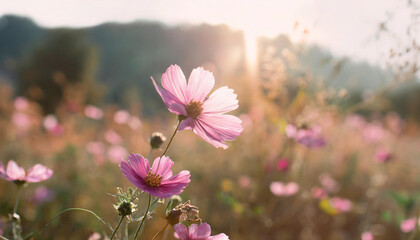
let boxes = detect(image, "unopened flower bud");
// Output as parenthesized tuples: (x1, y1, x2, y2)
(150, 132, 166, 149)
(115, 201, 136, 216)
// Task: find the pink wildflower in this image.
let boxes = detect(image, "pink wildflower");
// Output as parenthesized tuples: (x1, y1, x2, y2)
(105, 130, 122, 145)
(361, 231, 374, 240)
(286, 124, 326, 148)
(319, 174, 339, 193)
(375, 149, 393, 163)
(330, 197, 352, 213)
(270, 182, 299, 197)
(12, 112, 31, 131)
(43, 114, 64, 135)
(114, 110, 130, 124)
(311, 187, 327, 199)
(30, 186, 54, 204)
(14, 97, 29, 111)
(84, 105, 103, 120)
(0, 160, 52, 183)
(238, 176, 251, 189)
(276, 158, 289, 172)
(401, 218, 417, 233)
(173, 222, 229, 240)
(152, 65, 242, 149)
(120, 153, 190, 199)
(363, 123, 385, 143)
(107, 145, 127, 163)
(128, 116, 142, 130)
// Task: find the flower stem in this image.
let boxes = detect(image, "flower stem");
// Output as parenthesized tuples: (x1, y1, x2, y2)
(12, 185, 23, 240)
(161, 119, 182, 157)
(152, 222, 169, 240)
(110, 216, 124, 240)
(133, 194, 152, 240)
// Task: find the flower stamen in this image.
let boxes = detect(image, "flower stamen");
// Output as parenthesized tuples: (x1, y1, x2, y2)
(144, 171, 162, 188)
(185, 101, 203, 119)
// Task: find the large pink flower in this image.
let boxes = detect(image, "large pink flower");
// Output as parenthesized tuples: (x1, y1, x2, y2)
(0, 160, 53, 183)
(120, 153, 190, 199)
(174, 223, 229, 240)
(152, 65, 243, 149)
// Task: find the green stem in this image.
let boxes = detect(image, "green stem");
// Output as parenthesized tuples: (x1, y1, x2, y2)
(110, 215, 124, 240)
(161, 119, 182, 157)
(152, 222, 169, 240)
(12, 185, 23, 240)
(38, 208, 112, 236)
(133, 194, 152, 240)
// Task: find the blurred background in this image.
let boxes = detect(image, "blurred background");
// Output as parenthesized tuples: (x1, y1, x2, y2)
(0, 0, 420, 239)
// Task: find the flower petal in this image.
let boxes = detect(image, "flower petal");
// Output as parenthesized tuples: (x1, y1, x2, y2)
(152, 77, 186, 115)
(6, 160, 25, 181)
(186, 67, 215, 102)
(173, 223, 189, 240)
(128, 154, 149, 178)
(161, 65, 188, 104)
(157, 170, 191, 198)
(202, 87, 238, 114)
(178, 118, 194, 131)
(189, 223, 211, 239)
(151, 156, 173, 180)
(207, 233, 229, 240)
(26, 164, 53, 183)
(193, 115, 243, 149)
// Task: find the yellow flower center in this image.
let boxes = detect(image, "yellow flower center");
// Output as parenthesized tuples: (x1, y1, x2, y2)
(144, 171, 162, 188)
(185, 100, 203, 119)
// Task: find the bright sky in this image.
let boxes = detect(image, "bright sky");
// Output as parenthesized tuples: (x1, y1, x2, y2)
(0, 0, 413, 65)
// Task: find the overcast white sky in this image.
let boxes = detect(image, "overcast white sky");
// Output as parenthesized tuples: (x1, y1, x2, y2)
(0, 0, 414, 65)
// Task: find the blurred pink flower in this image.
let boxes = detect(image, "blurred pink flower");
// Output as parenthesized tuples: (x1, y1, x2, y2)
(173, 222, 229, 240)
(375, 149, 393, 163)
(286, 124, 326, 148)
(84, 105, 103, 120)
(0, 160, 53, 183)
(120, 153, 190, 199)
(43, 114, 64, 135)
(319, 174, 339, 193)
(238, 175, 251, 189)
(12, 112, 31, 131)
(270, 182, 299, 197)
(401, 218, 417, 233)
(363, 123, 385, 143)
(14, 97, 29, 111)
(361, 231, 374, 240)
(311, 187, 327, 199)
(330, 197, 352, 213)
(88, 232, 101, 240)
(276, 158, 289, 172)
(86, 142, 105, 155)
(128, 116, 142, 130)
(345, 114, 366, 129)
(105, 130, 122, 145)
(30, 186, 54, 204)
(114, 110, 130, 124)
(152, 65, 243, 149)
(107, 145, 127, 163)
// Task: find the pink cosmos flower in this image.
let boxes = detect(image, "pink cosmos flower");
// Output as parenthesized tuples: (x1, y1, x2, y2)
(120, 153, 190, 199)
(285, 124, 326, 148)
(401, 218, 417, 233)
(12, 112, 31, 131)
(30, 186, 55, 204)
(375, 149, 393, 163)
(270, 182, 299, 197)
(84, 105, 103, 120)
(14, 97, 29, 111)
(319, 174, 339, 193)
(114, 110, 131, 124)
(238, 175, 251, 189)
(330, 197, 353, 213)
(173, 223, 229, 240)
(128, 116, 142, 130)
(152, 65, 243, 149)
(43, 114, 64, 135)
(276, 158, 289, 172)
(107, 145, 128, 163)
(361, 231, 374, 240)
(0, 160, 53, 183)
(311, 187, 327, 199)
(363, 123, 385, 143)
(105, 130, 122, 145)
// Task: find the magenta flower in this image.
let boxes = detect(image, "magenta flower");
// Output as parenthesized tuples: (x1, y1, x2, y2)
(152, 65, 243, 149)
(173, 223, 229, 240)
(84, 105, 103, 120)
(401, 218, 417, 233)
(361, 231, 374, 240)
(375, 149, 393, 163)
(120, 153, 190, 198)
(276, 157, 289, 172)
(0, 160, 53, 184)
(285, 124, 326, 148)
